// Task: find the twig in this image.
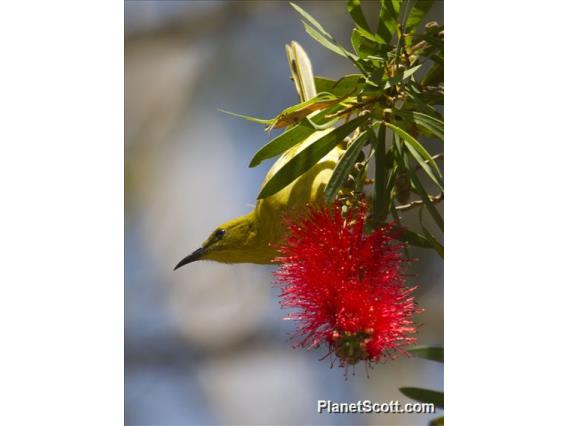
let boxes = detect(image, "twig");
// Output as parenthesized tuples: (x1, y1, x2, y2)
(395, 192, 443, 211)
(415, 153, 443, 172)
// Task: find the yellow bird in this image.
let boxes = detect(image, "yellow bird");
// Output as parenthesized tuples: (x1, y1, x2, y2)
(175, 42, 343, 269)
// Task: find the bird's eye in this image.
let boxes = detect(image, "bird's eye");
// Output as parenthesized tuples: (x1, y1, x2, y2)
(214, 229, 226, 239)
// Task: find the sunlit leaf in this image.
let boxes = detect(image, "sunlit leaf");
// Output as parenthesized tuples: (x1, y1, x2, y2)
(218, 109, 273, 126)
(303, 22, 354, 59)
(314, 74, 366, 97)
(290, 3, 356, 60)
(386, 122, 443, 191)
(347, 0, 371, 33)
(384, 64, 422, 89)
(258, 116, 366, 199)
(249, 107, 338, 167)
(269, 92, 348, 130)
(406, 0, 434, 30)
(290, 2, 332, 38)
(376, 0, 401, 44)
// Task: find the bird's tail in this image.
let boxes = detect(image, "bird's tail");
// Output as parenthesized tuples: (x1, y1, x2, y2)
(285, 41, 317, 102)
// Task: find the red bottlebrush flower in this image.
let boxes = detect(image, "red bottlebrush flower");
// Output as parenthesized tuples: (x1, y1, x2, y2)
(274, 203, 419, 369)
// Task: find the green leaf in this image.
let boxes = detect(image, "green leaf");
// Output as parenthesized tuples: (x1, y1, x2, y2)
(399, 387, 444, 409)
(422, 224, 444, 257)
(407, 345, 444, 363)
(372, 124, 388, 223)
(258, 116, 366, 199)
(412, 112, 444, 141)
(351, 28, 389, 60)
(422, 61, 444, 87)
(249, 106, 340, 167)
(419, 207, 444, 257)
(384, 64, 422, 89)
(347, 0, 371, 33)
(410, 170, 444, 232)
(397, 111, 443, 141)
(385, 122, 443, 191)
(290, 2, 332, 38)
(376, 0, 401, 44)
(314, 74, 366, 97)
(250, 125, 314, 168)
(394, 226, 433, 249)
(290, 3, 356, 61)
(218, 109, 273, 125)
(406, 0, 434, 30)
(406, 81, 440, 116)
(324, 131, 368, 201)
(303, 22, 352, 59)
(268, 92, 345, 130)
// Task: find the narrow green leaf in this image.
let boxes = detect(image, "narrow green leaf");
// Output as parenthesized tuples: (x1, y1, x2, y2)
(250, 126, 314, 168)
(422, 60, 444, 87)
(258, 116, 366, 199)
(377, 0, 400, 44)
(324, 131, 368, 201)
(218, 109, 273, 125)
(399, 387, 443, 409)
(406, 0, 434, 30)
(314, 74, 366, 97)
(397, 111, 443, 141)
(406, 81, 439, 116)
(303, 22, 351, 59)
(249, 106, 340, 167)
(419, 207, 444, 257)
(314, 76, 336, 93)
(373, 124, 388, 223)
(347, 0, 371, 33)
(385, 122, 443, 191)
(351, 28, 389, 60)
(384, 64, 422, 89)
(394, 226, 433, 249)
(290, 2, 332, 38)
(407, 345, 444, 363)
(422, 225, 444, 257)
(410, 170, 444, 232)
(290, 3, 357, 61)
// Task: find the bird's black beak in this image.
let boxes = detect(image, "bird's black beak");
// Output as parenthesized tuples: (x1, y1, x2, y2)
(174, 247, 205, 270)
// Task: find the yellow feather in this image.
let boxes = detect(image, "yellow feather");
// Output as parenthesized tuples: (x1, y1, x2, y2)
(175, 42, 345, 268)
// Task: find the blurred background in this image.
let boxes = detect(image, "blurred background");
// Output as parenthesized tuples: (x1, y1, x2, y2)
(125, 1, 443, 425)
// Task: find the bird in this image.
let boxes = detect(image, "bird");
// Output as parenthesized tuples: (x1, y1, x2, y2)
(174, 41, 344, 269)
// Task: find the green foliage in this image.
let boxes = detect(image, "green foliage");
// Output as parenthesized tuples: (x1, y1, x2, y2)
(401, 345, 444, 419)
(399, 387, 444, 409)
(407, 345, 444, 362)
(219, 3, 443, 409)
(324, 130, 368, 201)
(257, 116, 367, 199)
(238, 0, 443, 257)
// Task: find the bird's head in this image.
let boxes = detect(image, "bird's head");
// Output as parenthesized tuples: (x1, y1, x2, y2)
(174, 211, 273, 269)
